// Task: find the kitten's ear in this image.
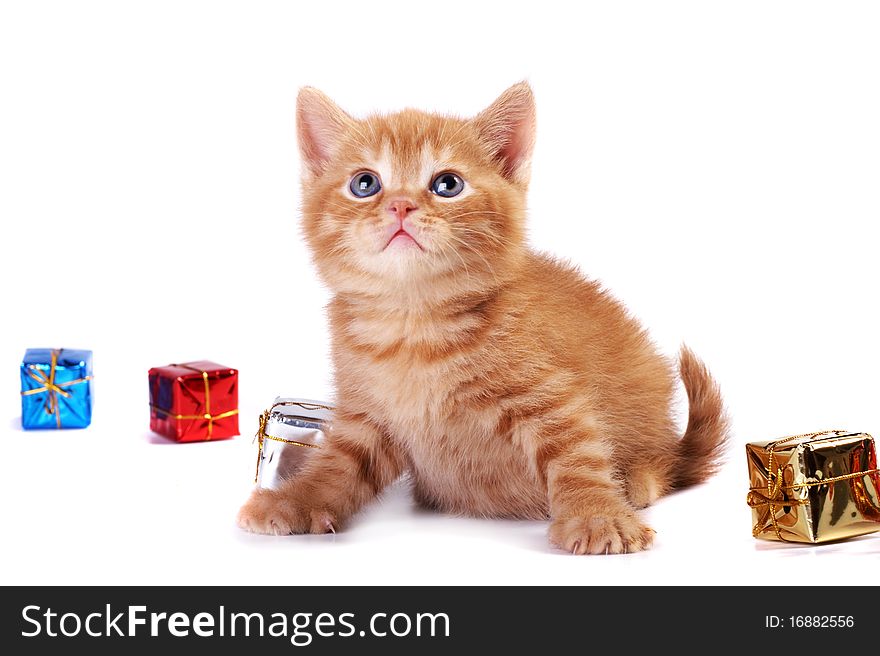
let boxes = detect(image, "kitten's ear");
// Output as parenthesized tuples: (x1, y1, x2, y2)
(297, 87, 355, 177)
(472, 82, 536, 183)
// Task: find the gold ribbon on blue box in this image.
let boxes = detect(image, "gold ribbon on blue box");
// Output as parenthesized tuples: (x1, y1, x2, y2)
(20, 348, 93, 430)
(746, 430, 880, 543)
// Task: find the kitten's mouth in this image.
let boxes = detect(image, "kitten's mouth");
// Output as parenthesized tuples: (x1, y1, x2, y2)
(383, 229, 424, 251)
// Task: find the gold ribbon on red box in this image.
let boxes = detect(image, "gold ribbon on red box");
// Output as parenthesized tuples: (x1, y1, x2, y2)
(150, 362, 238, 441)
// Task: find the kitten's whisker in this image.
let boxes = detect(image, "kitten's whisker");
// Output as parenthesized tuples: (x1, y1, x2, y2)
(440, 233, 476, 289)
(439, 240, 474, 290)
(444, 233, 503, 286)
(320, 200, 360, 214)
(446, 210, 509, 219)
(439, 121, 479, 154)
(367, 119, 379, 145)
(321, 203, 353, 214)
(453, 226, 507, 247)
(445, 233, 495, 270)
(440, 121, 471, 151)
(347, 120, 373, 148)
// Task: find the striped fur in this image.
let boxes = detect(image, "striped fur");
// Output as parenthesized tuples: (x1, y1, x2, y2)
(237, 83, 730, 554)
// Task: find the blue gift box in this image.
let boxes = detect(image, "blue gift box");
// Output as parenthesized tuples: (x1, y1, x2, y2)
(20, 348, 94, 430)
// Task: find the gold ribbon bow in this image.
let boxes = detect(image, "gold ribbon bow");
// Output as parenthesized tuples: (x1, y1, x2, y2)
(746, 463, 807, 539)
(747, 429, 880, 541)
(253, 401, 327, 483)
(150, 364, 238, 440)
(20, 348, 92, 428)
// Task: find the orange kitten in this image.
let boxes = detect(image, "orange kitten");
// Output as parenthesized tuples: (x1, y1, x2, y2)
(237, 82, 729, 554)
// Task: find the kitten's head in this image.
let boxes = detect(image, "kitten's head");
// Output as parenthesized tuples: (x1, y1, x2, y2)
(298, 83, 535, 301)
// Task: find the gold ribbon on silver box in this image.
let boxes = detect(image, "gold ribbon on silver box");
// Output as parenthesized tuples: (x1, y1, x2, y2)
(253, 397, 333, 489)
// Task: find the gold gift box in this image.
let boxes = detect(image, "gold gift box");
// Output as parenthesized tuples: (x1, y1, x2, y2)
(746, 430, 880, 543)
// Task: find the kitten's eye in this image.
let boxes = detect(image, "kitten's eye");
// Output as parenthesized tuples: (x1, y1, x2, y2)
(430, 172, 464, 198)
(349, 171, 382, 198)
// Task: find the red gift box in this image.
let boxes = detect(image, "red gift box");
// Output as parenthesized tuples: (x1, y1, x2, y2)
(148, 360, 239, 442)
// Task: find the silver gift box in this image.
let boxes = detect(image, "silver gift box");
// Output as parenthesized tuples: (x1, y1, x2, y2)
(254, 397, 333, 489)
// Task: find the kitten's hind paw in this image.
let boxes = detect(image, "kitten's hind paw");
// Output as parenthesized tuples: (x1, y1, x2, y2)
(548, 514, 655, 555)
(237, 488, 337, 536)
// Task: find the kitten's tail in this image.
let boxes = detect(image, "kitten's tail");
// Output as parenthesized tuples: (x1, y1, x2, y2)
(671, 345, 730, 489)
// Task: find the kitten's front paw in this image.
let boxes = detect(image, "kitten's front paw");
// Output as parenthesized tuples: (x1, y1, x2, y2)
(237, 488, 337, 536)
(549, 513, 655, 555)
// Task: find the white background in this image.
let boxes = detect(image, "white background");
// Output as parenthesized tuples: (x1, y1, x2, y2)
(1, 1, 879, 586)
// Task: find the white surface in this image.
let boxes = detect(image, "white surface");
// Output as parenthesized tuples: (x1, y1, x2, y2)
(1, 1, 879, 586)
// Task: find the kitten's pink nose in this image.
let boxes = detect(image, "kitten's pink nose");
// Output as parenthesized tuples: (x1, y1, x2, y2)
(387, 199, 418, 221)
